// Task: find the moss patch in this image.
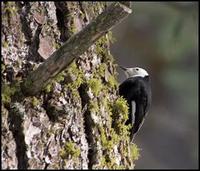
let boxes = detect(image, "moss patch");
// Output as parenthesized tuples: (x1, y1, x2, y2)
(95, 35, 108, 57)
(111, 97, 131, 136)
(130, 144, 140, 161)
(60, 141, 81, 159)
(89, 100, 99, 113)
(3, 2, 18, 16)
(31, 96, 40, 107)
(112, 97, 129, 121)
(96, 63, 107, 78)
(107, 75, 118, 89)
(2, 82, 21, 105)
(44, 83, 52, 93)
(88, 78, 102, 96)
(55, 71, 65, 82)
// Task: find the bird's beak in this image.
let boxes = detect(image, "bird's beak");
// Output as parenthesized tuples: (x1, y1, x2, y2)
(119, 65, 128, 71)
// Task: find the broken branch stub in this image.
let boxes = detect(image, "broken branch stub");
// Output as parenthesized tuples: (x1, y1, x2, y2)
(21, 2, 132, 96)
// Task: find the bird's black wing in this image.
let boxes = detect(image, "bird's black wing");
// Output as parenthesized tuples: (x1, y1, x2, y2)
(119, 77, 139, 125)
(131, 77, 151, 141)
(119, 76, 151, 141)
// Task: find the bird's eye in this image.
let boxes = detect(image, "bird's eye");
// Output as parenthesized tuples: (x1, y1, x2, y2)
(136, 68, 139, 71)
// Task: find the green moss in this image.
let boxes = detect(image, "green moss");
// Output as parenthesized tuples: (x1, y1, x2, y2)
(105, 53, 115, 63)
(69, 22, 77, 34)
(53, 41, 61, 49)
(2, 83, 19, 104)
(2, 41, 9, 48)
(101, 97, 108, 110)
(96, 63, 107, 77)
(105, 154, 115, 166)
(73, 74, 84, 88)
(89, 100, 99, 113)
(43, 61, 84, 96)
(60, 62, 84, 99)
(112, 97, 129, 120)
(99, 126, 120, 154)
(100, 156, 106, 168)
(68, 62, 84, 86)
(95, 32, 116, 64)
(88, 78, 102, 96)
(99, 127, 119, 151)
(68, 61, 79, 74)
(110, 128, 120, 144)
(96, 44, 106, 56)
(110, 97, 131, 138)
(100, 153, 119, 169)
(2, 85, 14, 104)
(66, 77, 83, 98)
(44, 83, 52, 93)
(95, 36, 108, 55)
(64, 7, 77, 35)
(130, 144, 140, 161)
(107, 75, 118, 89)
(113, 165, 126, 169)
(99, 126, 112, 149)
(60, 141, 81, 159)
(97, 97, 131, 161)
(55, 71, 65, 82)
(59, 149, 68, 159)
(4, 2, 17, 16)
(31, 96, 40, 107)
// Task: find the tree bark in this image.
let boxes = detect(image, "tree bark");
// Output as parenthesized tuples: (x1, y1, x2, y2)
(1, 2, 139, 169)
(21, 2, 131, 96)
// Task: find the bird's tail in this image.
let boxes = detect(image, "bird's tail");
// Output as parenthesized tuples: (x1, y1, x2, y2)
(130, 118, 145, 143)
(130, 132, 137, 143)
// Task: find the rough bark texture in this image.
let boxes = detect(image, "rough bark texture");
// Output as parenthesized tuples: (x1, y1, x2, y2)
(1, 2, 139, 169)
(21, 2, 132, 96)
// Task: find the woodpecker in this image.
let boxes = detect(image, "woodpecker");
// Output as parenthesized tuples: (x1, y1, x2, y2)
(119, 66, 151, 142)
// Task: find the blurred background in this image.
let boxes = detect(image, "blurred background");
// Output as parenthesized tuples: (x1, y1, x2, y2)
(110, 2, 198, 169)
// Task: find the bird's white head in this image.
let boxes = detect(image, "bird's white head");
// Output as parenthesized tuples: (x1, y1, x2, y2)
(120, 66, 149, 78)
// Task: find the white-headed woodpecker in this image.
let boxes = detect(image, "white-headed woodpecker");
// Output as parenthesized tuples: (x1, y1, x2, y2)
(119, 66, 151, 142)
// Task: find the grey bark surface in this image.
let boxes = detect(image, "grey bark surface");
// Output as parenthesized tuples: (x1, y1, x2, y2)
(21, 2, 132, 96)
(1, 2, 138, 169)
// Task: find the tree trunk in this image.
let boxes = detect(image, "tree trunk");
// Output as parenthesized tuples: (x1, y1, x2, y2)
(1, 2, 139, 169)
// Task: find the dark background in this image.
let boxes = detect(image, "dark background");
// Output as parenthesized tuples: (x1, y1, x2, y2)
(111, 2, 198, 169)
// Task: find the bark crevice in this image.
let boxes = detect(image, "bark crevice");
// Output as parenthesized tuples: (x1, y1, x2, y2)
(8, 105, 28, 169)
(16, 2, 32, 44)
(55, 2, 73, 42)
(17, 2, 43, 62)
(78, 84, 94, 169)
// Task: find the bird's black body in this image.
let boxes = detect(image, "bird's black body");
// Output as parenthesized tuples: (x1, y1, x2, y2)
(119, 75, 151, 142)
